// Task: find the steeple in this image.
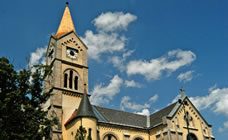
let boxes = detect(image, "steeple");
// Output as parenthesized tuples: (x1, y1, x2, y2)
(56, 2, 76, 37)
(75, 84, 97, 119)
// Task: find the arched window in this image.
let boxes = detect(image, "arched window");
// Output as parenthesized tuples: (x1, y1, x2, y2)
(64, 69, 80, 90)
(69, 70, 73, 89)
(187, 133, 198, 140)
(64, 73, 68, 88)
(74, 76, 78, 90)
(103, 134, 117, 140)
(134, 137, 143, 140)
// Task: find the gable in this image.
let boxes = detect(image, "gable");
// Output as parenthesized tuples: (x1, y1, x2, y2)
(55, 31, 88, 50)
(166, 95, 212, 137)
(51, 31, 88, 67)
(169, 97, 211, 127)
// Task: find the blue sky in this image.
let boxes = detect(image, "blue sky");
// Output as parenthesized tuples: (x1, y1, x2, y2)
(1, 0, 228, 139)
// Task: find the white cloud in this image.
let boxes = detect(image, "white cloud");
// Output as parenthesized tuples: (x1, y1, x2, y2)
(209, 84, 217, 92)
(136, 109, 150, 116)
(93, 12, 137, 32)
(177, 70, 194, 83)
(81, 12, 137, 61)
(120, 94, 158, 115)
(109, 50, 134, 72)
(189, 86, 228, 116)
(122, 50, 134, 58)
(90, 75, 123, 105)
(124, 80, 142, 88)
(109, 56, 124, 70)
(219, 121, 228, 132)
(120, 96, 149, 111)
(82, 31, 126, 61)
(149, 94, 159, 103)
(28, 47, 46, 67)
(126, 49, 196, 81)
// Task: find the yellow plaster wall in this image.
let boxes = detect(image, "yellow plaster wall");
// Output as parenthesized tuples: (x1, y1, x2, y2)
(62, 94, 81, 124)
(63, 117, 97, 140)
(98, 125, 149, 140)
(149, 125, 166, 140)
(171, 98, 211, 140)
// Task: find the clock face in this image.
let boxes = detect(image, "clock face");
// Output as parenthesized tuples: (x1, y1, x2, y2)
(66, 47, 78, 59)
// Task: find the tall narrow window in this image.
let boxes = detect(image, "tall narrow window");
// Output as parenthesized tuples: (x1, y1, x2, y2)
(74, 76, 78, 90)
(64, 73, 68, 88)
(88, 128, 92, 140)
(69, 70, 73, 89)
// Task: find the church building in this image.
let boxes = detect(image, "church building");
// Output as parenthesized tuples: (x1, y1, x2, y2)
(44, 3, 215, 140)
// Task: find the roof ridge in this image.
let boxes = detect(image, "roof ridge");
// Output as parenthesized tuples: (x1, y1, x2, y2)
(150, 102, 177, 117)
(94, 105, 147, 117)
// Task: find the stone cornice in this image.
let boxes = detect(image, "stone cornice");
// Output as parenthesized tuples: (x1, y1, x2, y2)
(50, 86, 91, 97)
(51, 58, 88, 69)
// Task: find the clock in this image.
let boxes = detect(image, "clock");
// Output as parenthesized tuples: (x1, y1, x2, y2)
(66, 47, 78, 59)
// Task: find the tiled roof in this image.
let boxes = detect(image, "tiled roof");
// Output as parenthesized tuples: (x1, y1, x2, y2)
(92, 102, 177, 129)
(65, 97, 177, 128)
(94, 106, 147, 128)
(149, 102, 177, 127)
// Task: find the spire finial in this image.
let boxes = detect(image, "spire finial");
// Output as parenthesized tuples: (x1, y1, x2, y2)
(66, 1, 69, 6)
(180, 87, 184, 93)
(180, 87, 185, 98)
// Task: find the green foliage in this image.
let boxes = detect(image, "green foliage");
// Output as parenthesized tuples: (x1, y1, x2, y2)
(75, 126, 87, 140)
(0, 57, 57, 140)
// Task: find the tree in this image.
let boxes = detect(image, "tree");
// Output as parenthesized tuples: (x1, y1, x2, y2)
(0, 57, 57, 140)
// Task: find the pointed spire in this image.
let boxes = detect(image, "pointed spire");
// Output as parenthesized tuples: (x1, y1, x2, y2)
(75, 84, 97, 119)
(56, 2, 76, 37)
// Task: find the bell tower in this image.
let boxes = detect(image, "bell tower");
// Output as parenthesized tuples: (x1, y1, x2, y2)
(45, 2, 88, 139)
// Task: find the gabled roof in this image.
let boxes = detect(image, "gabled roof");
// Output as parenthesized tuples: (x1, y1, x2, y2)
(65, 92, 211, 129)
(150, 102, 177, 127)
(94, 106, 147, 128)
(65, 101, 178, 128)
(92, 103, 178, 129)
